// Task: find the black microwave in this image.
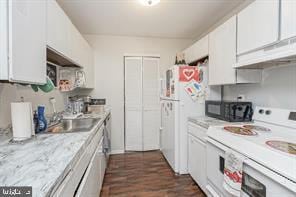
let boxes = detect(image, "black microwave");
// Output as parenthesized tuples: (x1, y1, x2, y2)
(205, 100, 253, 122)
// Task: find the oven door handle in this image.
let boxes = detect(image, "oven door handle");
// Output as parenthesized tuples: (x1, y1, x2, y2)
(244, 159, 296, 193)
(206, 137, 229, 152)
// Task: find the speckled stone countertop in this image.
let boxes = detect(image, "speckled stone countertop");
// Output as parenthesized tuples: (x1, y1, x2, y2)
(188, 116, 251, 129)
(0, 110, 110, 197)
(188, 116, 230, 129)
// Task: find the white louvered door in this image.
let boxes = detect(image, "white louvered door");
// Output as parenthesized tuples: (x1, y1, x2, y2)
(125, 56, 160, 151)
(125, 57, 143, 151)
(142, 57, 160, 150)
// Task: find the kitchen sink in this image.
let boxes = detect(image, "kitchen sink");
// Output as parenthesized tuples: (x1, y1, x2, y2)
(45, 118, 101, 134)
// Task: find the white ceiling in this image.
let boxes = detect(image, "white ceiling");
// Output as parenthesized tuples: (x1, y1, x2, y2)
(58, 0, 245, 39)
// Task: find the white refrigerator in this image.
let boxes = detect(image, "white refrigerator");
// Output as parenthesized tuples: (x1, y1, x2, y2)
(160, 65, 209, 174)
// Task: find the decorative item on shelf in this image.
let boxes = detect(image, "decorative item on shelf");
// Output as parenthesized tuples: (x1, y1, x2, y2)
(74, 70, 86, 88)
(59, 68, 75, 92)
(175, 52, 186, 65)
(59, 80, 72, 92)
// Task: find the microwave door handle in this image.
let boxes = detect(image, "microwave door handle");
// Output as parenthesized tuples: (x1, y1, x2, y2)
(232, 105, 237, 120)
(243, 106, 250, 120)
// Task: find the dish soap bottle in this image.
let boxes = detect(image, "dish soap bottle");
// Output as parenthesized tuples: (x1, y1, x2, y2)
(37, 106, 47, 132)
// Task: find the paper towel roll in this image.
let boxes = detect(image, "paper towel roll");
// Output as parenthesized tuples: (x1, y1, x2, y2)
(11, 102, 34, 141)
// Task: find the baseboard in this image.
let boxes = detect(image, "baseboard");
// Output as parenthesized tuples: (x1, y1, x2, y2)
(110, 150, 125, 155)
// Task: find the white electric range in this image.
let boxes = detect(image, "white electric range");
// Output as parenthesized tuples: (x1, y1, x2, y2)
(206, 106, 296, 197)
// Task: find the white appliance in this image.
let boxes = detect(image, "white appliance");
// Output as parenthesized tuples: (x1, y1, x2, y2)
(206, 106, 296, 196)
(160, 65, 208, 174)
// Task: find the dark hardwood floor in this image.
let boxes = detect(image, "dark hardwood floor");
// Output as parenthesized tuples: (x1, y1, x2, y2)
(100, 151, 206, 197)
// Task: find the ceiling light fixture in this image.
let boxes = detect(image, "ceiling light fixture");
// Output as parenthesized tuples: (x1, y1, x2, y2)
(138, 0, 160, 6)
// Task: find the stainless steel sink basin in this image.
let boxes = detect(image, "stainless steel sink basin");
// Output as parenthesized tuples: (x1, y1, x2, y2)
(45, 118, 101, 134)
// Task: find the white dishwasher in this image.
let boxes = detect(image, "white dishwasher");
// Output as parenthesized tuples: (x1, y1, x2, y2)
(187, 122, 207, 193)
(75, 136, 106, 197)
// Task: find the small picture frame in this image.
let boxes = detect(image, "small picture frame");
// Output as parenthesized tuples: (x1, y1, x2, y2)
(47, 62, 59, 88)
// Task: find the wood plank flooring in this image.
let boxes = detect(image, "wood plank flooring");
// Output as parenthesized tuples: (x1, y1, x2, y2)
(101, 151, 205, 197)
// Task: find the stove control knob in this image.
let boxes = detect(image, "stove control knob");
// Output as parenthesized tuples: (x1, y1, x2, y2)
(259, 109, 265, 114)
(265, 110, 272, 115)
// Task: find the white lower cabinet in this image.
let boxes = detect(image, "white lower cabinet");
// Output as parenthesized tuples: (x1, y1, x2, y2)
(188, 134, 206, 191)
(187, 123, 207, 193)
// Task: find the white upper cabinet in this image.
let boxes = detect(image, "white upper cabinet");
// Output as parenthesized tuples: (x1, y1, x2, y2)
(237, 0, 280, 55)
(209, 16, 237, 85)
(47, 0, 94, 88)
(47, 0, 70, 58)
(209, 16, 261, 85)
(183, 35, 209, 64)
(82, 41, 95, 89)
(0, 1, 9, 80)
(0, 0, 47, 84)
(281, 0, 296, 40)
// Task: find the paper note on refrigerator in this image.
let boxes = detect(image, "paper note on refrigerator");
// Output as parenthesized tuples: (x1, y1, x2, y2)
(184, 80, 201, 101)
(179, 66, 199, 82)
(184, 80, 206, 101)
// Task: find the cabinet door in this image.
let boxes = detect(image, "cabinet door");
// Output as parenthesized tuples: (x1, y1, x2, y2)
(184, 35, 209, 64)
(237, 0, 280, 55)
(83, 46, 94, 88)
(183, 46, 193, 64)
(281, 0, 296, 40)
(81, 39, 94, 88)
(68, 22, 82, 66)
(192, 35, 209, 61)
(0, 0, 8, 80)
(9, 0, 46, 84)
(47, 0, 69, 57)
(188, 135, 206, 191)
(209, 16, 236, 85)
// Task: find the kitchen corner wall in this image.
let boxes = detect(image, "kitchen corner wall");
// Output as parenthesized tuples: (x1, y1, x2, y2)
(84, 35, 192, 153)
(0, 84, 68, 128)
(223, 64, 296, 110)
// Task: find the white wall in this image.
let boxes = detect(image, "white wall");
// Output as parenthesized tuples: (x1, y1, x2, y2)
(0, 84, 68, 128)
(0, 82, 92, 129)
(223, 65, 296, 110)
(85, 35, 192, 153)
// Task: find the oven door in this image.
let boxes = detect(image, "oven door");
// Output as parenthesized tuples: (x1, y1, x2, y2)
(206, 138, 296, 197)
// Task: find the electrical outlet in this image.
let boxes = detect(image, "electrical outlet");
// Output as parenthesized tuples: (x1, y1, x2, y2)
(237, 94, 245, 101)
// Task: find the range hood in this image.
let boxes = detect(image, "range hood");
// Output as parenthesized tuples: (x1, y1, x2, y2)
(235, 37, 296, 69)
